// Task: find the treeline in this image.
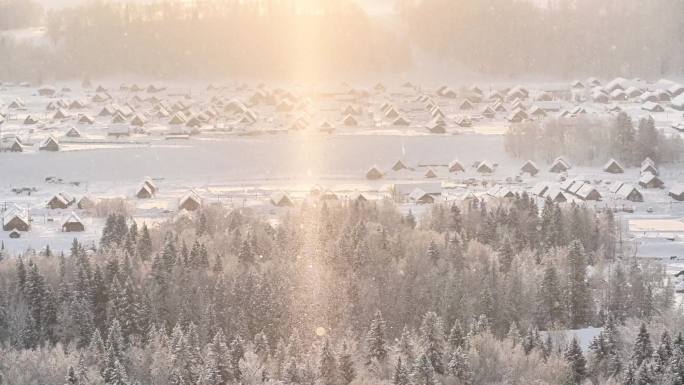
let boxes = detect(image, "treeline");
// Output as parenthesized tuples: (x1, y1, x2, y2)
(399, 0, 684, 78)
(32, 0, 408, 80)
(0, 0, 42, 30)
(504, 112, 684, 166)
(0, 195, 676, 384)
(3, 0, 684, 80)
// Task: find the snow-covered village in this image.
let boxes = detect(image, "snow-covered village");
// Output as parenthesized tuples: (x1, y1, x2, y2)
(1, 0, 684, 384)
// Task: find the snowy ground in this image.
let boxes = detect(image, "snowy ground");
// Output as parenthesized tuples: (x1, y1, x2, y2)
(1, 79, 684, 255)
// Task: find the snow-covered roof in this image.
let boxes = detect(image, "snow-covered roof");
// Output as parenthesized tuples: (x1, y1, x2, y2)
(179, 190, 201, 205)
(670, 184, 684, 196)
(61, 212, 83, 226)
(393, 182, 441, 196)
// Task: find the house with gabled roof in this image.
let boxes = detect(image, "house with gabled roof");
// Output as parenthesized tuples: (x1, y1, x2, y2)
(62, 212, 85, 232)
(39, 135, 60, 151)
(546, 189, 568, 203)
(603, 159, 624, 174)
(77, 195, 96, 209)
(639, 173, 664, 189)
(179, 190, 202, 211)
(530, 182, 549, 197)
(521, 160, 539, 176)
(615, 184, 643, 202)
(424, 168, 438, 179)
(409, 188, 435, 204)
(669, 184, 684, 201)
(342, 114, 358, 127)
(3, 205, 29, 231)
(476, 161, 495, 174)
(131, 113, 146, 127)
(575, 184, 601, 201)
(136, 183, 154, 199)
(459, 99, 474, 110)
(392, 159, 410, 172)
(47, 192, 74, 209)
(270, 192, 294, 207)
(366, 165, 383, 180)
(78, 114, 95, 124)
(65, 127, 82, 138)
(641, 162, 658, 176)
(9, 138, 23, 152)
(449, 159, 465, 173)
(549, 157, 571, 173)
(642, 101, 664, 112)
(507, 109, 528, 123)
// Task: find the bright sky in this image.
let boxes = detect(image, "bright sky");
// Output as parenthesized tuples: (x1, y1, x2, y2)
(35, 0, 396, 14)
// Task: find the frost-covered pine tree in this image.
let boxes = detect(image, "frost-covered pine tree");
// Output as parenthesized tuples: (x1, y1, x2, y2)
(564, 337, 586, 385)
(319, 338, 338, 385)
(253, 331, 270, 362)
(622, 361, 637, 385)
(506, 322, 521, 347)
(205, 330, 230, 385)
(447, 347, 472, 385)
(229, 336, 245, 382)
(411, 353, 439, 385)
(397, 326, 416, 364)
(635, 361, 654, 385)
(393, 357, 410, 385)
(283, 356, 299, 385)
(447, 320, 466, 353)
(366, 310, 388, 365)
(632, 323, 653, 367)
(656, 331, 674, 372)
(419, 311, 445, 375)
(565, 240, 591, 328)
(89, 328, 107, 371)
(427, 240, 439, 263)
(337, 342, 355, 385)
(537, 264, 562, 328)
(65, 366, 78, 385)
(238, 238, 254, 265)
(136, 223, 152, 261)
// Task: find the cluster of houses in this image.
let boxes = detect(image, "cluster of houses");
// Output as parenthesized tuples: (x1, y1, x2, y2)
(0, 176, 210, 238)
(360, 154, 684, 207)
(1, 76, 683, 153)
(581, 77, 684, 112)
(1, 201, 84, 238)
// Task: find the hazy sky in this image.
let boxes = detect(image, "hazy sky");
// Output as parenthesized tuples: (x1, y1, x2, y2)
(34, 0, 396, 14)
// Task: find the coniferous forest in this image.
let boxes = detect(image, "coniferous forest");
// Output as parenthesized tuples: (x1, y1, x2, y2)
(0, 195, 681, 384)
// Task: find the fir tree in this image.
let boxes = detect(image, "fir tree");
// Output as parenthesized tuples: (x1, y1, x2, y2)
(238, 238, 255, 265)
(427, 240, 439, 263)
(622, 361, 637, 385)
(393, 357, 410, 385)
(405, 210, 416, 229)
(319, 338, 338, 385)
(419, 311, 445, 374)
(632, 323, 653, 367)
(136, 223, 153, 261)
(565, 240, 591, 328)
(338, 342, 356, 385)
(447, 320, 466, 353)
(537, 264, 562, 328)
(447, 347, 472, 385)
(565, 337, 587, 385)
(65, 366, 78, 385)
(411, 353, 439, 385)
(366, 310, 388, 365)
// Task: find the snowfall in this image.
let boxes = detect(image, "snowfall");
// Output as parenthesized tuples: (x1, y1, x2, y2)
(1, 78, 684, 289)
